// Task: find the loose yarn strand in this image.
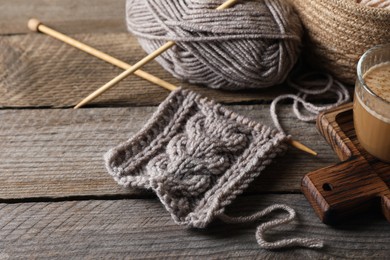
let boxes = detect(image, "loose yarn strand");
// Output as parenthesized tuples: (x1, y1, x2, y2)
(270, 72, 350, 134)
(219, 204, 324, 249)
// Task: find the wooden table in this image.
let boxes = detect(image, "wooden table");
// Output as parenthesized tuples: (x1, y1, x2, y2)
(0, 0, 389, 258)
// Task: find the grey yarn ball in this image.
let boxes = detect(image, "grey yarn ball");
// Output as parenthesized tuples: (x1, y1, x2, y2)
(126, 0, 303, 90)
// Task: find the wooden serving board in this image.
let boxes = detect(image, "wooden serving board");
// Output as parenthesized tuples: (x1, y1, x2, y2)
(302, 103, 390, 224)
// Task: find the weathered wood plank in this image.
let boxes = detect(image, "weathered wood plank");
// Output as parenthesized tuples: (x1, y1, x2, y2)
(0, 33, 295, 108)
(0, 0, 127, 35)
(0, 195, 389, 259)
(0, 106, 339, 200)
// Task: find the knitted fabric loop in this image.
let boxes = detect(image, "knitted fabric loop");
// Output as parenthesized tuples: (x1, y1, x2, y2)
(125, 0, 303, 90)
(105, 88, 325, 249)
(105, 88, 289, 228)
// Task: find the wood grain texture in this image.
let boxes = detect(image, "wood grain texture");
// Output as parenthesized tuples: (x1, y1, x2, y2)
(0, 0, 127, 35)
(303, 104, 390, 224)
(0, 33, 351, 108)
(336, 106, 390, 183)
(0, 106, 338, 200)
(318, 104, 390, 185)
(0, 195, 389, 259)
(1, 1, 385, 258)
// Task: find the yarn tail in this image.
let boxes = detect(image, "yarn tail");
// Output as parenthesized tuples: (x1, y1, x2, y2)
(270, 72, 350, 134)
(218, 204, 324, 250)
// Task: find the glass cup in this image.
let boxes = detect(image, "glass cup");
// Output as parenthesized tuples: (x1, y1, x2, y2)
(353, 43, 390, 162)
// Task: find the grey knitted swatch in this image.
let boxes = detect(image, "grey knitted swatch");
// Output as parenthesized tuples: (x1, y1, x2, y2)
(105, 89, 324, 249)
(105, 88, 288, 228)
(125, 0, 302, 90)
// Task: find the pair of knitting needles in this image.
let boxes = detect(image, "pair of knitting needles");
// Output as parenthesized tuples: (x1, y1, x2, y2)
(27, 18, 317, 156)
(74, 0, 239, 109)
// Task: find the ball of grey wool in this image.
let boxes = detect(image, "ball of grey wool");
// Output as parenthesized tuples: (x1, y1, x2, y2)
(126, 0, 303, 90)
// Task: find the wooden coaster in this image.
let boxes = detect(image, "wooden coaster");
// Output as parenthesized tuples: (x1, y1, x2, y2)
(302, 103, 390, 224)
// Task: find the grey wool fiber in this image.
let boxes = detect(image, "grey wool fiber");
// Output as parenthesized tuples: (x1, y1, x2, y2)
(107, 0, 324, 250)
(125, 0, 303, 90)
(105, 89, 323, 249)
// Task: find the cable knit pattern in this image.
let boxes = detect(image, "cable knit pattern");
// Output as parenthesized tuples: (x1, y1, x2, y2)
(125, 0, 302, 90)
(105, 88, 288, 228)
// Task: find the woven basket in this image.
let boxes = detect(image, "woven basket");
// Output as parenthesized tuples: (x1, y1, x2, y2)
(289, 0, 390, 84)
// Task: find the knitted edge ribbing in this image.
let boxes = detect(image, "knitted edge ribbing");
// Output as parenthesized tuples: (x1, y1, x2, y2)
(104, 88, 289, 228)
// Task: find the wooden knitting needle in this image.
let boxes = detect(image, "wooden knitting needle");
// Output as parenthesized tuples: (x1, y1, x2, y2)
(26, 20, 316, 156)
(290, 140, 317, 156)
(73, 0, 239, 109)
(74, 40, 177, 108)
(28, 21, 317, 157)
(27, 18, 177, 92)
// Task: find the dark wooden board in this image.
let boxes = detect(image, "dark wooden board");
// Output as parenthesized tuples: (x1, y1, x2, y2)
(302, 103, 390, 224)
(0, 194, 389, 259)
(0, 106, 338, 200)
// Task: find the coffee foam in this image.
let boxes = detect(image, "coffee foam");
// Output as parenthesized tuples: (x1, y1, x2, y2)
(363, 62, 390, 102)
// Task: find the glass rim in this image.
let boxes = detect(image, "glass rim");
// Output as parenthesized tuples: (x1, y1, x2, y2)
(357, 43, 390, 105)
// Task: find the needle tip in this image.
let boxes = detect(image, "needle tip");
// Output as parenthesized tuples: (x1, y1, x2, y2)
(289, 139, 318, 156)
